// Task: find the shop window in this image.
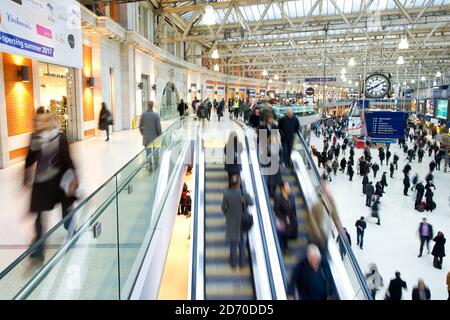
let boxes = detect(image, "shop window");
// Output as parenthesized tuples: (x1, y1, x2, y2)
(160, 82, 179, 120)
(39, 62, 78, 142)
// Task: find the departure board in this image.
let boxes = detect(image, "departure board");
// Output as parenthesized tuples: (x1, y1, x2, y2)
(364, 111, 408, 139)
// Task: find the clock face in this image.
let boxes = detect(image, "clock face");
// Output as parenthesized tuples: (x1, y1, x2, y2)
(364, 73, 391, 99)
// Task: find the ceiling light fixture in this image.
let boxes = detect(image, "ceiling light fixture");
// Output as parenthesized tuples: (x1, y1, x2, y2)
(348, 57, 356, 67)
(398, 36, 409, 50)
(436, 71, 442, 77)
(287, 81, 291, 85)
(396, 56, 405, 65)
(213, 64, 219, 72)
(341, 68, 347, 74)
(268, 78, 273, 83)
(411, 79, 415, 84)
(421, 76, 426, 81)
(274, 74, 279, 80)
(211, 48, 219, 59)
(202, 5, 215, 25)
(262, 69, 268, 76)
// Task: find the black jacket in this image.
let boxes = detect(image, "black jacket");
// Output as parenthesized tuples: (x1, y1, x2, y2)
(431, 235, 446, 257)
(362, 175, 369, 186)
(411, 287, 431, 300)
(355, 219, 367, 233)
(278, 115, 300, 143)
(287, 257, 336, 300)
(387, 277, 407, 300)
(403, 176, 410, 187)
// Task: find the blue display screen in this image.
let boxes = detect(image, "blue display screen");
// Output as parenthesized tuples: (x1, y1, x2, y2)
(364, 111, 408, 139)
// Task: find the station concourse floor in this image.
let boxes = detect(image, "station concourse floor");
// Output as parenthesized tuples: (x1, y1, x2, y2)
(0, 120, 174, 273)
(309, 133, 450, 300)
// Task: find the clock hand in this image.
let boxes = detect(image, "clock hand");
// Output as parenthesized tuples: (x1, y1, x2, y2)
(369, 82, 383, 90)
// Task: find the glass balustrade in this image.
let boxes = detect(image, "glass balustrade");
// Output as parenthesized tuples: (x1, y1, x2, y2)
(0, 116, 193, 300)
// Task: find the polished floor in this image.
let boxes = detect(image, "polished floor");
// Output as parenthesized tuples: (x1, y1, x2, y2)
(310, 133, 450, 300)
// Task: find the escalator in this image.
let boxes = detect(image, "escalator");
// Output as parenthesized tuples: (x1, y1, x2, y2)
(204, 163, 254, 300)
(236, 119, 372, 300)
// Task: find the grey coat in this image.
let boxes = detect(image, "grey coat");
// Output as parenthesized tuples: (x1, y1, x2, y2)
(221, 189, 254, 242)
(139, 111, 162, 147)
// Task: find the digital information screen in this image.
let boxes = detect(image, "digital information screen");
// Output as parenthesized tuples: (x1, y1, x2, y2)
(436, 99, 448, 119)
(364, 111, 408, 139)
(418, 99, 426, 114)
(426, 99, 435, 116)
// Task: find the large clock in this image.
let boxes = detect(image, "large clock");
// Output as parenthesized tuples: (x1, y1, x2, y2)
(364, 73, 391, 99)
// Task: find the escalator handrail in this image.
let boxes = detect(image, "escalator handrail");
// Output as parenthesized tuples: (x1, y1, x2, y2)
(235, 120, 287, 299)
(295, 130, 372, 300)
(189, 129, 205, 300)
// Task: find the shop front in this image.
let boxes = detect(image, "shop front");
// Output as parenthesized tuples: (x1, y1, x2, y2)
(39, 63, 79, 142)
(0, 0, 83, 167)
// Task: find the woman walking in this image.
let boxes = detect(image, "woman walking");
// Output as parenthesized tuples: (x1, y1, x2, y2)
(431, 231, 446, 269)
(99, 102, 112, 141)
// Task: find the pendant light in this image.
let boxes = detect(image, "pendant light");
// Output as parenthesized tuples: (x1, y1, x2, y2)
(398, 36, 409, 50)
(213, 64, 219, 72)
(396, 56, 405, 65)
(348, 57, 356, 67)
(262, 69, 268, 76)
(436, 71, 442, 77)
(211, 48, 219, 59)
(202, 5, 215, 25)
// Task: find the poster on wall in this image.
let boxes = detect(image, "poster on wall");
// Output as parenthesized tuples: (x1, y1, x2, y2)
(417, 99, 426, 114)
(425, 99, 435, 117)
(436, 99, 448, 120)
(0, 0, 82, 68)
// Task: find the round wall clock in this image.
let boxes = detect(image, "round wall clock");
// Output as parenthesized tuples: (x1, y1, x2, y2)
(364, 73, 391, 99)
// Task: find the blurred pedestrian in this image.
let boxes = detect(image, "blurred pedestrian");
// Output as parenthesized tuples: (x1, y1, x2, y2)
(221, 175, 254, 268)
(336, 227, 351, 260)
(278, 108, 300, 167)
(24, 108, 78, 262)
(287, 244, 336, 300)
(139, 101, 162, 154)
(412, 279, 431, 300)
(224, 131, 243, 186)
(386, 271, 407, 300)
(177, 99, 187, 117)
(274, 181, 297, 253)
(365, 263, 383, 299)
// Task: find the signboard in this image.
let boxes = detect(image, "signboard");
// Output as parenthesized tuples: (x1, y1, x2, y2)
(217, 86, 225, 93)
(206, 85, 214, 92)
(418, 99, 426, 114)
(364, 111, 408, 139)
(306, 87, 315, 95)
(239, 88, 246, 92)
(0, 0, 82, 68)
(228, 87, 235, 92)
(436, 99, 448, 120)
(426, 99, 435, 117)
(305, 77, 336, 83)
(411, 99, 417, 113)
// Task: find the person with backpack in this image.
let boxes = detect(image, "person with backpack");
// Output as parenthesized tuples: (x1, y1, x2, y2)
(99, 102, 113, 142)
(274, 181, 297, 253)
(221, 175, 254, 268)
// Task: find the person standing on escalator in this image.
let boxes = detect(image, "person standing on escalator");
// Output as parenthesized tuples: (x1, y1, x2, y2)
(221, 175, 254, 268)
(278, 108, 300, 167)
(274, 181, 297, 254)
(224, 131, 243, 187)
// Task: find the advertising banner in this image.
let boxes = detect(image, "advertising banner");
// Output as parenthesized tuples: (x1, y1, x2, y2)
(0, 0, 82, 68)
(436, 99, 448, 120)
(305, 77, 336, 83)
(426, 99, 435, 117)
(364, 111, 408, 139)
(418, 99, 426, 114)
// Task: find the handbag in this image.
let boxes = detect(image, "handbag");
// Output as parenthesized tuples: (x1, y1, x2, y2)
(60, 169, 78, 197)
(107, 113, 114, 125)
(241, 192, 253, 232)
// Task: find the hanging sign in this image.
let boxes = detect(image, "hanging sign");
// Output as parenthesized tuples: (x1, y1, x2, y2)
(0, 0, 82, 68)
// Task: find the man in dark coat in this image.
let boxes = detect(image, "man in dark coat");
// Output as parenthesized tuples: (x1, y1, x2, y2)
(347, 164, 354, 181)
(378, 147, 385, 165)
(414, 181, 425, 210)
(365, 182, 374, 207)
(372, 162, 380, 178)
(393, 154, 399, 170)
(403, 174, 411, 196)
(386, 149, 391, 164)
(380, 172, 388, 193)
(205, 98, 213, 121)
(418, 148, 425, 163)
(221, 175, 254, 268)
(418, 218, 433, 258)
(387, 272, 407, 300)
(435, 151, 442, 170)
(278, 108, 300, 167)
(429, 160, 436, 172)
(362, 173, 369, 194)
(177, 99, 187, 117)
(340, 157, 347, 172)
(389, 163, 395, 178)
(248, 107, 261, 129)
(355, 217, 367, 249)
(287, 244, 336, 300)
(403, 163, 411, 176)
